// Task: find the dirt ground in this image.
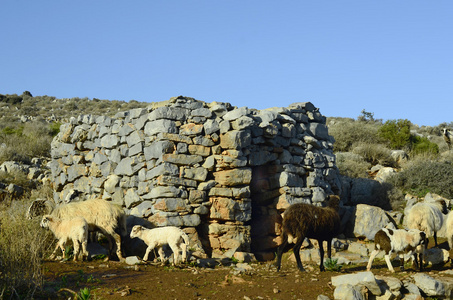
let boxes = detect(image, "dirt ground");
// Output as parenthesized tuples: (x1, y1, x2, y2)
(35, 248, 453, 300)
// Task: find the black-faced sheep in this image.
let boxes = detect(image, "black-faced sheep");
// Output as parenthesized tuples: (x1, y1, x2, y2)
(366, 228, 427, 273)
(29, 198, 128, 261)
(275, 195, 341, 272)
(406, 199, 448, 247)
(130, 225, 190, 265)
(40, 215, 89, 261)
(26, 199, 53, 219)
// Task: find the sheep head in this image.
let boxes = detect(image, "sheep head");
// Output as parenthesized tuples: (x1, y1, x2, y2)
(130, 225, 144, 239)
(439, 200, 449, 214)
(327, 195, 341, 210)
(40, 215, 53, 229)
(408, 229, 427, 246)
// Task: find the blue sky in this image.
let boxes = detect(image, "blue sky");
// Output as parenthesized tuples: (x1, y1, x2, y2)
(1, 1, 452, 127)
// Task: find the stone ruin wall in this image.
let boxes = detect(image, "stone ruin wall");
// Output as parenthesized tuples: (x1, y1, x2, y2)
(49, 96, 341, 260)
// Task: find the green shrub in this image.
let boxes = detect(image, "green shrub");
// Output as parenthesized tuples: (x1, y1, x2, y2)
(389, 157, 453, 198)
(49, 122, 62, 136)
(323, 258, 342, 272)
(378, 119, 412, 149)
(410, 135, 439, 155)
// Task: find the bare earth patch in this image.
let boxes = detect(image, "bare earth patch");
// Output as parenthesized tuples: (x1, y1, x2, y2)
(36, 250, 453, 300)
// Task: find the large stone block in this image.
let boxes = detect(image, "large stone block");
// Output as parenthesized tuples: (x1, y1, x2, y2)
(209, 197, 251, 222)
(148, 107, 189, 121)
(213, 168, 252, 186)
(181, 167, 208, 181)
(100, 134, 119, 148)
(162, 153, 203, 166)
(180, 123, 204, 136)
(153, 198, 190, 212)
(144, 119, 177, 136)
(220, 130, 251, 149)
(188, 144, 211, 156)
(144, 140, 175, 160)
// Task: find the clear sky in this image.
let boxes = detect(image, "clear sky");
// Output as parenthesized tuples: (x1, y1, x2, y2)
(1, 1, 452, 127)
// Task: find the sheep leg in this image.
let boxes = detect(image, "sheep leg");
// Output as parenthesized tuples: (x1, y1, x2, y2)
(414, 252, 424, 271)
(111, 232, 125, 261)
(293, 237, 305, 272)
(434, 232, 439, 247)
(366, 249, 379, 271)
(143, 245, 154, 262)
(399, 255, 405, 271)
(73, 239, 80, 261)
(318, 239, 325, 272)
(169, 242, 179, 265)
(157, 247, 166, 265)
(275, 234, 290, 271)
(49, 242, 63, 260)
(181, 243, 188, 263)
(384, 254, 396, 273)
(82, 240, 88, 261)
(326, 239, 332, 259)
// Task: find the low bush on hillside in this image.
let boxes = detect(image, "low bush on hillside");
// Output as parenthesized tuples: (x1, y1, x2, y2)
(0, 121, 56, 164)
(335, 152, 371, 178)
(328, 118, 383, 152)
(410, 135, 439, 155)
(378, 119, 412, 150)
(352, 143, 394, 166)
(0, 198, 52, 298)
(389, 156, 453, 199)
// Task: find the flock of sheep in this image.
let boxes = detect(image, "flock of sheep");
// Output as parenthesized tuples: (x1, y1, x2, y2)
(29, 193, 453, 273)
(276, 195, 453, 274)
(29, 198, 190, 265)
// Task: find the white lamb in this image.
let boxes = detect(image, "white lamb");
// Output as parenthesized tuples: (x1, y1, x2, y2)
(130, 225, 190, 265)
(367, 228, 427, 273)
(406, 199, 448, 247)
(40, 215, 89, 261)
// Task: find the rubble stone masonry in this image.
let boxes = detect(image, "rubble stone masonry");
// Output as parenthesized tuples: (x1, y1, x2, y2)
(49, 96, 341, 259)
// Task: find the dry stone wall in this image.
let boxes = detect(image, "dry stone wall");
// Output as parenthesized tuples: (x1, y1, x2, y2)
(49, 96, 341, 259)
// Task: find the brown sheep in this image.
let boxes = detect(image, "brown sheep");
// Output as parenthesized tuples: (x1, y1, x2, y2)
(275, 195, 341, 272)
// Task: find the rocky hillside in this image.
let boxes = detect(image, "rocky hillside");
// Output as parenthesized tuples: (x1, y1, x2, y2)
(1, 91, 452, 206)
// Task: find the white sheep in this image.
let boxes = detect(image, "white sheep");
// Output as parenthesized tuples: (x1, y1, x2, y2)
(40, 215, 89, 261)
(445, 211, 453, 250)
(47, 198, 127, 261)
(406, 199, 448, 247)
(367, 228, 427, 273)
(27, 197, 127, 261)
(130, 225, 190, 265)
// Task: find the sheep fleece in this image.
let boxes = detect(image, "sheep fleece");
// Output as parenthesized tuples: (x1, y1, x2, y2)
(282, 203, 341, 241)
